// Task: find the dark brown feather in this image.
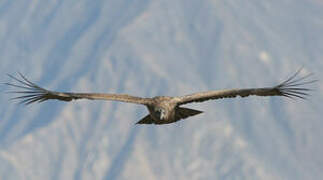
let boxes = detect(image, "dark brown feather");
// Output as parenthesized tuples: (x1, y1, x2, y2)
(175, 107, 203, 121)
(5, 73, 152, 105)
(176, 68, 317, 105)
(135, 115, 154, 124)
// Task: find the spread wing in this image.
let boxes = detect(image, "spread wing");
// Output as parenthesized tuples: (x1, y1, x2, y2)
(5, 73, 152, 105)
(176, 68, 317, 105)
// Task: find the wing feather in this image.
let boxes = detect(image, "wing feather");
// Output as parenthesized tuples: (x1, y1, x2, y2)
(176, 68, 317, 105)
(5, 73, 152, 105)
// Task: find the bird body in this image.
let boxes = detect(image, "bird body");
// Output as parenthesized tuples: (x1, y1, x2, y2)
(147, 96, 177, 123)
(5, 68, 316, 125)
(139, 96, 203, 124)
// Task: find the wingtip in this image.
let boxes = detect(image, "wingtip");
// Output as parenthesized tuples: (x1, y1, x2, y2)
(4, 72, 49, 105)
(277, 68, 317, 100)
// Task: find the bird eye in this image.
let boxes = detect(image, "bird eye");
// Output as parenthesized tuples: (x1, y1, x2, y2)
(155, 108, 164, 115)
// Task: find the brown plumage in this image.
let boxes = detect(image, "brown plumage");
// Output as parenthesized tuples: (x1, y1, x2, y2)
(4, 68, 317, 125)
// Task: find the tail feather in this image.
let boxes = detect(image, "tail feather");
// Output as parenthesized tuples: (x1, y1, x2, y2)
(136, 115, 154, 124)
(136, 107, 203, 125)
(175, 107, 203, 121)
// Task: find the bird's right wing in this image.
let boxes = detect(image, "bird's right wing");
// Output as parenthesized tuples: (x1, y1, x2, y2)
(5, 73, 152, 105)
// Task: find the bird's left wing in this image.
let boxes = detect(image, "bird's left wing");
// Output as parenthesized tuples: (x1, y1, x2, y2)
(175, 69, 317, 105)
(5, 73, 152, 105)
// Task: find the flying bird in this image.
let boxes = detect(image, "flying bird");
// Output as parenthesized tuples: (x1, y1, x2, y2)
(5, 68, 316, 125)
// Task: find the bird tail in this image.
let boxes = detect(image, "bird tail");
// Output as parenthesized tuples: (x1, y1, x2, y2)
(175, 107, 203, 121)
(135, 107, 203, 125)
(136, 115, 154, 124)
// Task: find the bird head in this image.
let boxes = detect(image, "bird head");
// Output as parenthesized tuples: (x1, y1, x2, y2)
(155, 108, 166, 120)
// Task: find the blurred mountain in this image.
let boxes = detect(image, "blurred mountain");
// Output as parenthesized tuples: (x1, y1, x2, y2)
(0, 0, 323, 179)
